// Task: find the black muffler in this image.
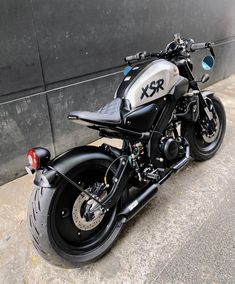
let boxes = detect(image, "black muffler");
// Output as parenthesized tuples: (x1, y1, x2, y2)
(117, 182, 159, 223)
(118, 144, 190, 223)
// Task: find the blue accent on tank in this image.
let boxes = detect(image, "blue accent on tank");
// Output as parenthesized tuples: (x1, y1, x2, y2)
(123, 65, 132, 76)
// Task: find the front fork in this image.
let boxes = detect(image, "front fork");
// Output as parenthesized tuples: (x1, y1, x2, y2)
(198, 92, 217, 131)
(183, 60, 217, 130)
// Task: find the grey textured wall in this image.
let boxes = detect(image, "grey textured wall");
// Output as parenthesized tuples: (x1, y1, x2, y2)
(1, 0, 235, 185)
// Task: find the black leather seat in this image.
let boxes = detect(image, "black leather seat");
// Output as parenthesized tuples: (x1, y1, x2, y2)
(68, 98, 122, 126)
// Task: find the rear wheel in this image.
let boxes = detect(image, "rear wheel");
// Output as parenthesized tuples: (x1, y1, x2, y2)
(182, 94, 226, 161)
(28, 159, 126, 268)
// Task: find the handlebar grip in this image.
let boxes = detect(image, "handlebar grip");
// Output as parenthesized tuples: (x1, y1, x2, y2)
(190, 42, 208, 51)
(125, 54, 140, 62)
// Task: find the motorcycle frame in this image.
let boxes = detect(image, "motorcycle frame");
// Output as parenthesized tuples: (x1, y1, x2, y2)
(32, 57, 215, 214)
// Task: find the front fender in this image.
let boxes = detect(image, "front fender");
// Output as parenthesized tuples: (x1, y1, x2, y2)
(34, 145, 117, 188)
(202, 90, 214, 98)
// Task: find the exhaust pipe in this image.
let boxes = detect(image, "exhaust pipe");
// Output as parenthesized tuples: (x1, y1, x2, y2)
(118, 144, 190, 223)
(118, 182, 159, 223)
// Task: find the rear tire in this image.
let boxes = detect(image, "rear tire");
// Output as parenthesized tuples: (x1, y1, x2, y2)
(28, 159, 126, 268)
(182, 94, 226, 161)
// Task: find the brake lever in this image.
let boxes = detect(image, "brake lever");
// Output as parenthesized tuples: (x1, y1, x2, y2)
(207, 43, 215, 59)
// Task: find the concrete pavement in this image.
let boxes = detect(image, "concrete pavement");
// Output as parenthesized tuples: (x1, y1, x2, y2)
(0, 75, 235, 283)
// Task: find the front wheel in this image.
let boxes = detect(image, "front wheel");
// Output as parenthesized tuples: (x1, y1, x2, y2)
(182, 94, 226, 161)
(28, 159, 126, 268)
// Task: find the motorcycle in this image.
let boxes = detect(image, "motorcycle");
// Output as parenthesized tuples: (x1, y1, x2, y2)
(26, 33, 226, 267)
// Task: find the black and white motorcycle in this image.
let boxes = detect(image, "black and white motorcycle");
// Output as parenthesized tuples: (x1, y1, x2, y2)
(26, 33, 226, 267)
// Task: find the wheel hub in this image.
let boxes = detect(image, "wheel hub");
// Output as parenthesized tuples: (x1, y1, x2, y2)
(72, 189, 106, 231)
(202, 115, 220, 143)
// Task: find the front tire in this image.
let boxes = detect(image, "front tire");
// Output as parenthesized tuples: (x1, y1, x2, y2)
(183, 94, 226, 161)
(28, 159, 126, 268)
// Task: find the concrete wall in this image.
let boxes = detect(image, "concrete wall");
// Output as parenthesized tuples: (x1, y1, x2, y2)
(1, 0, 235, 185)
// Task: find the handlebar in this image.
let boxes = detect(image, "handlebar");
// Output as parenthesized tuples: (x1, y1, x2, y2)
(188, 42, 212, 52)
(124, 36, 214, 63)
(125, 53, 141, 62)
(125, 51, 151, 62)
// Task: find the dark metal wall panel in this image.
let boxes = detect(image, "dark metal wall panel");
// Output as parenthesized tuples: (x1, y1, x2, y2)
(1, 0, 235, 185)
(181, 0, 235, 41)
(31, 0, 235, 86)
(32, 0, 163, 84)
(0, 94, 54, 185)
(0, 0, 44, 97)
(47, 72, 123, 154)
(221, 42, 235, 79)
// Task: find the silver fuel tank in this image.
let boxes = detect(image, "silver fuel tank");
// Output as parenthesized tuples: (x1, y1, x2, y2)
(115, 59, 179, 109)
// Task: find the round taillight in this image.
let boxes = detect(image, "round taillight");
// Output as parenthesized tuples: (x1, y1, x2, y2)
(27, 149, 40, 169)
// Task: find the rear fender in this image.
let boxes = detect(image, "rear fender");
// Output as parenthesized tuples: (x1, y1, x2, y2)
(34, 145, 118, 188)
